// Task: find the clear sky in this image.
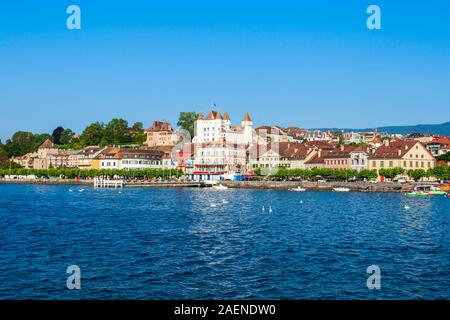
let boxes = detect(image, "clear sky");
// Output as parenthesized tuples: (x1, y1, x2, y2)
(0, 0, 449, 141)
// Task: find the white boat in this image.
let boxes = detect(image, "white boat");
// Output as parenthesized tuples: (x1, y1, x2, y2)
(212, 184, 228, 190)
(333, 187, 350, 192)
(290, 187, 306, 192)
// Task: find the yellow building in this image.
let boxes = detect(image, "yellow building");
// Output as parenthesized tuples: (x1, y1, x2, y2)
(369, 140, 436, 173)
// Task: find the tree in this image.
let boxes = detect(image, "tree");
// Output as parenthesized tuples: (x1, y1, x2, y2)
(60, 129, 75, 145)
(177, 112, 197, 139)
(52, 126, 65, 144)
(379, 167, 404, 181)
(0, 140, 7, 162)
(431, 166, 450, 181)
(358, 169, 378, 181)
(103, 118, 131, 145)
(5, 131, 35, 157)
(436, 152, 450, 163)
(80, 122, 104, 146)
(130, 122, 146, 145)
(407, 169, 427, 182)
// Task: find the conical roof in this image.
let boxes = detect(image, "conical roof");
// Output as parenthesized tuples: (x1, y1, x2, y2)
(242, 112, 252, 122)
(223, 112, 230, 120)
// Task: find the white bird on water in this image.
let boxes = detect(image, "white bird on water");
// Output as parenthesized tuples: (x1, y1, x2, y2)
(78, 188, 84, 192)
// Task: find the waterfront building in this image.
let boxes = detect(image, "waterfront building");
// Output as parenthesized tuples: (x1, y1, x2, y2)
(91, 147, 122, 170)
(92, 147, 164, 170)
(33, 139, 78, 169)
(425, 136, 450, 156)
(144, 121, 179, 147)
(321, 146, 369, 171)
(250, 142, 317, 170)
(76, 146, 107, 170)
(368, 140, 436, 173)
(119, 149, 164, 170)
(12, 152, 37, 169)
(192, 111, 252, 173)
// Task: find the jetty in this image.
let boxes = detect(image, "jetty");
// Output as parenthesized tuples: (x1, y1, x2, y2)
(93, 177, 124, 188)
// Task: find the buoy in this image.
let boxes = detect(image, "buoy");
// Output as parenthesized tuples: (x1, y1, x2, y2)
(269, 206, 273, 213)
(262, 206, 265, 212)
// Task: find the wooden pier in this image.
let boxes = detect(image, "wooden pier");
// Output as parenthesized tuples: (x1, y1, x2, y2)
(93, 177, 124, 188)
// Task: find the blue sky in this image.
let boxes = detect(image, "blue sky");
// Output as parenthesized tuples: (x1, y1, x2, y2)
(0, 0, 449, 141)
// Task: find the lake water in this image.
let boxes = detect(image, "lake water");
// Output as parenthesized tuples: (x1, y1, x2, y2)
(0, 184, 449, 299)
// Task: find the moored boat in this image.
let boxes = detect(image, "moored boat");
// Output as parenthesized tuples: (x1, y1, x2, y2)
(290, 187, 306, 192)
(333, 187, 350, 192)
(212, 184, 228, 190)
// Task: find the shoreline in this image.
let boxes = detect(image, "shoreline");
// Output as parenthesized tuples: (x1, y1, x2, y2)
(0, 178, 422, 193)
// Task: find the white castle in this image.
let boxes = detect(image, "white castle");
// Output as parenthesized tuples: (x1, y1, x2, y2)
(192, 111, 253, 173)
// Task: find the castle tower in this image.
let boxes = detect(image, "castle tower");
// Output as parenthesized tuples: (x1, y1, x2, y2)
(241, 112, 253, 144)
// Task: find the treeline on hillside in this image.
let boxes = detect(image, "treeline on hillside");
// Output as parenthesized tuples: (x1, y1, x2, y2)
(0, 112, 199, 159)
(255, 166, 450, 182)
(0, 119, 146, 158)
(0, 168, 183, 179)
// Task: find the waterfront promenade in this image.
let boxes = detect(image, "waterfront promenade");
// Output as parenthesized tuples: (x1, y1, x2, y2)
(0, 177, 430, 193)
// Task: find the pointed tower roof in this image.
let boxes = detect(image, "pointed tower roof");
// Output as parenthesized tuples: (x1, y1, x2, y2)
(39, 139, 54, 149)
(223, 112, 230, 120)
(242, 112, 252, 122)
(205, 110, 222, 120)
(197, 112, 203, 120)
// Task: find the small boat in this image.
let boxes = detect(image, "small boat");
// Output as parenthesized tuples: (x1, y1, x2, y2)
(405, 192, 430, 197)
(333, 187, 350, 192)
(428, 190, 447, 195)
(290, 187, 306, 192)
(212, 184, 228, 190)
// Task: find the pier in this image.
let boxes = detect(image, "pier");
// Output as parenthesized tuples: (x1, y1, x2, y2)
(93, 177, 124, 188)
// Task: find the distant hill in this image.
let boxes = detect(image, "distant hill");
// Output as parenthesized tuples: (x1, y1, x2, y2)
(310, 122, 450, 136)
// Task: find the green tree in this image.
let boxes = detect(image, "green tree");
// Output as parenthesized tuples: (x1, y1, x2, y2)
(431, 166, 450, 181)
(436, 152, 450, 162)
(81, 122, 104, 146)
(177, 112, 197, 138)
(5, 131, 35, 157)
(357, 169, 378, 180)
(0, 140, 7, 162)
(60, 129, 75, 145)
(52, 126, 65, 144)
(103, 118, 131, 145)
(407, 169, 427, 182)
(379, 167, 404, 180)
(130, 122, 146, 145)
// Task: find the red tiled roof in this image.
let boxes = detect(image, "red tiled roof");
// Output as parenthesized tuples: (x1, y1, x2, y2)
(304, 153, 324, 164)
(370, 140, 418, 159)
(278, 142, 310, 159)
(39, 139, 54, 149)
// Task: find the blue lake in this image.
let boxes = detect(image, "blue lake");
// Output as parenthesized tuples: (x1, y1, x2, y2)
(0, 184, 449, 299)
